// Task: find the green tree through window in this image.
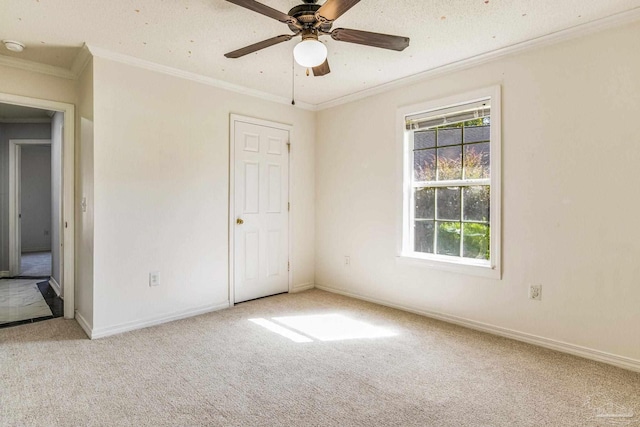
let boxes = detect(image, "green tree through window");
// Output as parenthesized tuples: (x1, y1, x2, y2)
(412, 118, 491, 260)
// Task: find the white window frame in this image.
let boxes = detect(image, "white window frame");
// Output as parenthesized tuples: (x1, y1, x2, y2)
(396, 86, 501, 279)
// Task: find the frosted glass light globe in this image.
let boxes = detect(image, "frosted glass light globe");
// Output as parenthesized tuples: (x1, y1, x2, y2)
(293, 39, 327, 68)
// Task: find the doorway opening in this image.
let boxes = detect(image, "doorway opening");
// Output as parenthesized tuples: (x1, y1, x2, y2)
(10, 138, 54, 279)
(0, 94, 75, 326)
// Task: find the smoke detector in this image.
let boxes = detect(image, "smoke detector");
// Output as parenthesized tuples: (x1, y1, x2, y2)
(3, 40, 25, 53)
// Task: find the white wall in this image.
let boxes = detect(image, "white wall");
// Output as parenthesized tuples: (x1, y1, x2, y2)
(0, 122, 52, 270)
(20, 144, 52, 252)
(51, 112, 63, 288)
(315, 22, 640, 363)
(90, 56, 315, 333)
(76, 59, 94, 328)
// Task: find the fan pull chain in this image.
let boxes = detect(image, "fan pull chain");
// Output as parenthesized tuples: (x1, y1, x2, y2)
(291, 56, 296, 106)
(306, 68, 310, 77)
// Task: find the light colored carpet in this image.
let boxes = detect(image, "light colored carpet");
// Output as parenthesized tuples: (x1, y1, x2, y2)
(1, 289, 639, 426)
(20, 251, 52, 277)
(0, 279, 52, 324)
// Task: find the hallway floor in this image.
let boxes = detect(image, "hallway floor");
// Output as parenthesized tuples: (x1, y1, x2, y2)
(20, 251, 52, 277)
(0, 279, 63, 329)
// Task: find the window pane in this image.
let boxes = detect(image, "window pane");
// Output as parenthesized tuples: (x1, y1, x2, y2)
(437, 128, 462, 147)
(414, 149, 436, 181)
(436, 222, 461, 256)
(404, 94, 497, 266)
(415, 188, 435, 219)
(437, 146, 462, 180)
(464, 142, 490, 179)
(463, 223, 490, 260)
(463, 125, 490, 143)
(415, 221, 435, 253)
(415, 130, 436, 149)
(437, 187, 461, 221)
(463, 186, 490, 222)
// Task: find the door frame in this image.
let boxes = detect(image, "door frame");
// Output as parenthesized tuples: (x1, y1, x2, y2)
(228, 114, 293, 306)
(0, 92, 75, 319)
(9, 139, 52, 276)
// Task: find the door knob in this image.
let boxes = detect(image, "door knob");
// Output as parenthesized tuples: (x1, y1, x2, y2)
(236, 218, 244, 225)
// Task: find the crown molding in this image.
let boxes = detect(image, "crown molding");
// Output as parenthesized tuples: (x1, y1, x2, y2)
(70, 44, 92, 78)
(316, 7, 640, 111)
(85, 45, 316, 112)
(0, 44, 90, 80)
(0, 54, 76, 80)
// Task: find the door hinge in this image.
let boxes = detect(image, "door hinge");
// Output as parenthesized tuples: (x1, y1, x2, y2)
(288, 202, 290, 211)
(288, 261, 290, 272)
(287, 142, 291, 152)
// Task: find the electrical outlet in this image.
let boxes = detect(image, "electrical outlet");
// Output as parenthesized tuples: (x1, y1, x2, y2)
(344, 256, 350, 266)
(149, 271, 160, 287)
(529, 285, 542, 301)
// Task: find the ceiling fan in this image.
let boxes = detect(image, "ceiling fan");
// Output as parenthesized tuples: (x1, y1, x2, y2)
(223, 0, 410, 77)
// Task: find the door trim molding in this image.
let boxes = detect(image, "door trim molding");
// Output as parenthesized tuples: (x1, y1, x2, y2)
(9, 139, 52, 276)
(228, 114, 293, 306)
(0, 92, 75, 319)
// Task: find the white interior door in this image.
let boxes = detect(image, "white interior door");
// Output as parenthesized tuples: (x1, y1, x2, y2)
(234, 120, 289, 303)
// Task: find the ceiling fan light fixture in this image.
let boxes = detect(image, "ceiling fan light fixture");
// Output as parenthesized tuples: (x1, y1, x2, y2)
(293, 39, 327, 68)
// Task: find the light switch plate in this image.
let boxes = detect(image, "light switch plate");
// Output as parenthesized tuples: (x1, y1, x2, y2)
(149, 271, 160, 287)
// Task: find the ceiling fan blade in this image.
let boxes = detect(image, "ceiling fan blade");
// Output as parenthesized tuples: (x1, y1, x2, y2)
(315, 0, 361, 22)
(331, 28, 410, 51)
(225, 0, 296, 24)
(312, 59, 331, 77)
(224, 35, 294, 58)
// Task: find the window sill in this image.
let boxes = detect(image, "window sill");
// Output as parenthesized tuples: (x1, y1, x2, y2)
(397, 252, 501, 280)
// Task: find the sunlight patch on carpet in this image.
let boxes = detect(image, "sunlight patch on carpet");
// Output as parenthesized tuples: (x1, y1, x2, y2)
(250, 313, 397, 342)
(249, 318, 313, 343)
(274, 314, 397, 341)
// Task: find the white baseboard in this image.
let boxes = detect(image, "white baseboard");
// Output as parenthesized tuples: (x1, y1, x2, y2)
(74, 311, 93, 339)
(88, 301, 230, 340)
(49, 277, 61, 297)
(315, 284, 640, 373)
(0, 271, 10, 278)
(291, 282, 315, 293)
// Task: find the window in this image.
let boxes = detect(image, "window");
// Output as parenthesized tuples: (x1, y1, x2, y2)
(398, 87, 501, 278)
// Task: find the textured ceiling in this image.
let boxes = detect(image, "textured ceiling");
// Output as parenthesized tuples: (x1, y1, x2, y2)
(1, 0, 640, 105)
